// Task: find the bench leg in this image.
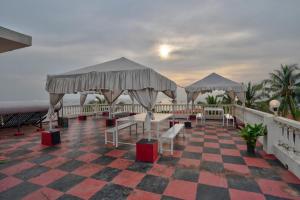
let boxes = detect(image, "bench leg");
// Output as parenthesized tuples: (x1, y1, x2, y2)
(115, 131, 118, 148)
(112, 131, 115, 146)
(105, 131, 107, 144)
(171, 139, 173, 155)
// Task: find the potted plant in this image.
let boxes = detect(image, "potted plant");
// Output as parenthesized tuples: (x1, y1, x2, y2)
(239, 123, 267, 154)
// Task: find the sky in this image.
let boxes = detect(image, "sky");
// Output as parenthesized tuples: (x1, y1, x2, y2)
(0, 0, 300, 102)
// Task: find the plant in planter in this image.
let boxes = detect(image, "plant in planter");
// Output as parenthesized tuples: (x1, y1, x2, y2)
(239, 123, 267, 154)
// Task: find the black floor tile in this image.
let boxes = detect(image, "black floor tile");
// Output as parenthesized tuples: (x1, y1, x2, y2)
(196, 184, 230, 200)
(173, 167, 199, 182)
(57, 194, 83, 200)
(90, 183, 132, 200)
(91, 167, 121, 181)
(182, 151, 201, 160)
(6, 149, 32, 158)
(200, 161, 224, 173)
(189, 142, 203, 147)
(137, 174, 169, 194)
(127, 162, 153, 173)
(63, 151, 86, 159)
(48, 174, 85, 192)
(30, 154, 56, 164)
(0, 182, 40, 199)
(91, 155, 116, 165)
(15, 165, 49, 180)
(161, 195, 182, 200)
(249, 167, 282, 181)
(0, 172, 7, 180)
(121, 151, 136, 160)
(58, 160, 85, 172)
(157, 156, 180, 166)
(265, 195, 291, 200)
(204, 138, 218, 143)
(203, 147, 220, 154)
(220, 144, 236, 149)
(226, 174, 261, 193)
(222, 155, 245, 165)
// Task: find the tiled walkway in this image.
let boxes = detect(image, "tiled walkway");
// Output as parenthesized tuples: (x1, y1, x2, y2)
(0, 117, 300, 200)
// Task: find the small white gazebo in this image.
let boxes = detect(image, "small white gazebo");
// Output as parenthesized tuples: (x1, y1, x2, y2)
(45, 57, 177, 135)
(185, 73, 245, 108)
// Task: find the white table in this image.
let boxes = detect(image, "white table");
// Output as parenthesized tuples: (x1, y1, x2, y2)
(117, 113, 173, 139)
(203, 107, 224, 126)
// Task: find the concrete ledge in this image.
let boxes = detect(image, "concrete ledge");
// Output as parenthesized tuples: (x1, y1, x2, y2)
(273, 144, 300, 179)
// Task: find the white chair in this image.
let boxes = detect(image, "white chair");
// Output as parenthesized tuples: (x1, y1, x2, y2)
(224, 114, 234, 127)
(196, 113, 204, 124)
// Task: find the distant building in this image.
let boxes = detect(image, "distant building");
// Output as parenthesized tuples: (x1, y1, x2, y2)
(0, 26, 32, 53)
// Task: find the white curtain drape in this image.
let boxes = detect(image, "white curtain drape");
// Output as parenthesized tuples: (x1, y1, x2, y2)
(79, 93, 88, 114)
(129, 89, 158, 140)
(48, 93, 64, 130)
(129, 94, 135, 113)
(101, 89, 123, 118)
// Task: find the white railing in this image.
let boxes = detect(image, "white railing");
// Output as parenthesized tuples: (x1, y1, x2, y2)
(234, 105, 300, 178)
(61, 103, 234, 117)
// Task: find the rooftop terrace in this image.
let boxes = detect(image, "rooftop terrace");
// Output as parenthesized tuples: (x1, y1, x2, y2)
(0, 116, 299, 200)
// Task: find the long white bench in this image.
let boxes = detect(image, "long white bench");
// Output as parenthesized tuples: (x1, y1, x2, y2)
(160, 123, 185, 155)
(105, 121, 137, 147)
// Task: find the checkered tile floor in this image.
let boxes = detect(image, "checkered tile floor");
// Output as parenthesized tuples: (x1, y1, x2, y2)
(0, 117, 300, 200)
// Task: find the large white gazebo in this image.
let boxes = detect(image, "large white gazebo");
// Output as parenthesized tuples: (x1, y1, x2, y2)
(185, 73, 245, 107)
(45, 57, 177, 133)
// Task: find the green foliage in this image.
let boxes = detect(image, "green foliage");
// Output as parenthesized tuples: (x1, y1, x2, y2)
(245, 82, 269, 109)
(239, 123, 267, 148)
(263, 64, 300, 119)
(205, 95, 221, 105)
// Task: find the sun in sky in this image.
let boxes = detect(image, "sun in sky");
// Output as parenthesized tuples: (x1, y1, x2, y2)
(159, 44, 172, 59)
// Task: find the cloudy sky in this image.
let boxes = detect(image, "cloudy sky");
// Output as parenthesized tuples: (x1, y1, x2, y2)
(0, 0, 300, 102)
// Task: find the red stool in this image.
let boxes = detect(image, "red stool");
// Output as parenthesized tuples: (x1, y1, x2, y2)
(188, 115, 196, 120)
(136, 139, 158, 163)
(41, 130, 61, 146)
(169, 120, 179, 128)
(106, 118, 116, 127)
(102, 111, 109, 116)
(78, 115, 87, 120)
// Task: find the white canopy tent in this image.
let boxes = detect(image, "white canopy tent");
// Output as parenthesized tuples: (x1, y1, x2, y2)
(185, 73, 245, 110)
(45, 57, 177, 139)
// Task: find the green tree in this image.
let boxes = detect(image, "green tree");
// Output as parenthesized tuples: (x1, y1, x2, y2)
(263, 64, 300, 119)
(245, 82, 268, 109)
(205, 95, 221, 105)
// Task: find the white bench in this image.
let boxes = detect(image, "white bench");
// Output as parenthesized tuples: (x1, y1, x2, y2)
(160, 124, 185, 155)
(105, 121, 137, 147)
(224, 114, 234, 127)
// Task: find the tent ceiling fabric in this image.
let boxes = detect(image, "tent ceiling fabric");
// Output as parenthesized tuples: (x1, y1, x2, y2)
(45, 57, 176, 94)
(185, 73, 245, 103)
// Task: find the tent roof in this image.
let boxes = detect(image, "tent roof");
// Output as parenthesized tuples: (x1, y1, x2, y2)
(185, 73, 244, 93)
(46, 57, 177, 94)
(63, 57, 148, 75)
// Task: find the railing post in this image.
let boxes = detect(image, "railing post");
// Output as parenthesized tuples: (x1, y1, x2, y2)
(263, 114, 278, 154)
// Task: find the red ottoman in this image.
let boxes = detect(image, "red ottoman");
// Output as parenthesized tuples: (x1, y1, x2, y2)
(106, 118, 116, 127)
(136, 139, 158, 163)
(78, 115, 87, 120)
(41, 130, 61, 146)
(102, 111, 109, 116)
(169, 120, 179, 128)
(188, 115, 196, 120)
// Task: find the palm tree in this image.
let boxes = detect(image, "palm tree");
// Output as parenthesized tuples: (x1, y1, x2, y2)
(245, 82, 268, 108)
(263, 64, 300, 119)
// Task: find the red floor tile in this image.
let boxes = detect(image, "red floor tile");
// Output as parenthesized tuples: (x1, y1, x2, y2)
(164, 179, 197, 200)
(220, 148, 241, 156)
(236, 144, 247, 150)
(178, 158, 201, 168)
(279, 170, 300, 184)
(202, 153, 222, 162)
(113, 170, 145, 188)
(76, 153, 99, 163)
(224, 163, 250, 175)
(147, 164, 175, 178)
(243, 157, 271, 169)
(29, 169, 67, 186)
(127, 189, 161, 200)
(161, 150, 182, 158)
(22, 187, 63, 200)
(108, 158, 134, 170)
(41, 157, 70, 168)
(1, 161, 35, 175)
(72, 163, 103, 177)
(198, 171, 228, 188)
(184, 146, 203, 153)
(66, 178, 107, 199)
(257, 179, 300, 199)
(204, 142, 220, 148)
(105, 149, 127, 158)
(0, 177, 22, 192)
(229, 189, 266, 200)
(219, 139, 235, 144)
